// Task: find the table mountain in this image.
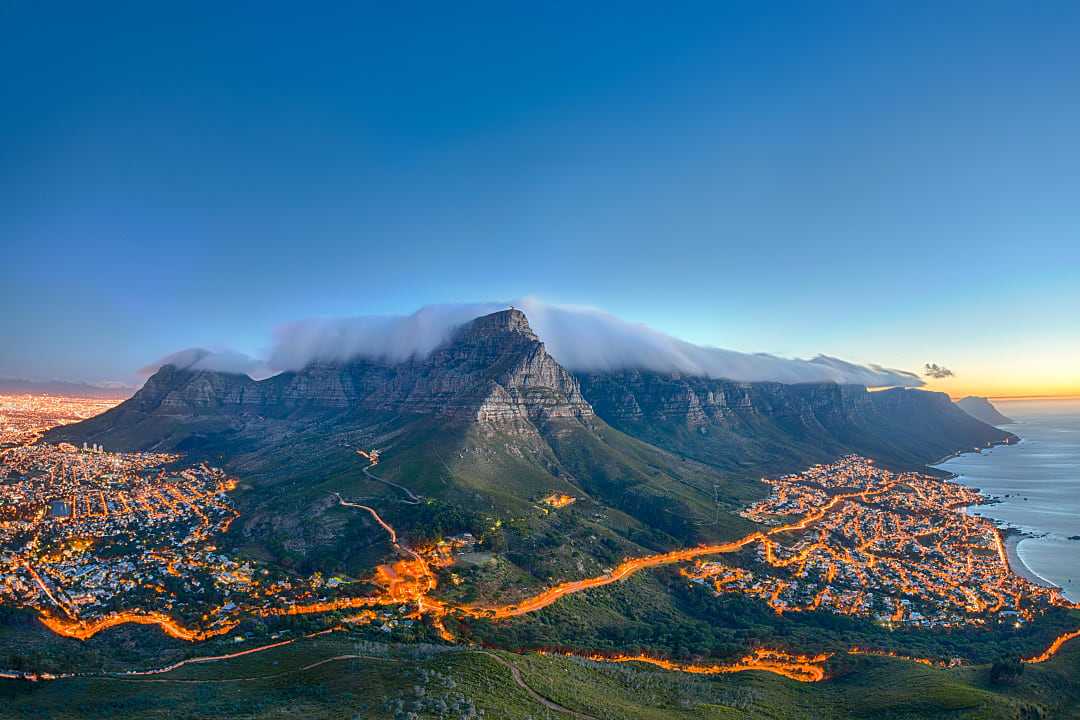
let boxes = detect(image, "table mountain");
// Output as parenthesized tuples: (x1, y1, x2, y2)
(47, 308, 1016, 575)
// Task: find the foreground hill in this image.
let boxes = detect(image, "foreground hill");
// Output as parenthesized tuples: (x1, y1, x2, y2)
(956, 395, 1015, 426)
(2, 630, 1079, 719)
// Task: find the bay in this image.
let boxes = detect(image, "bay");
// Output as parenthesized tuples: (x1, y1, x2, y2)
(934, 398, 1080, 602)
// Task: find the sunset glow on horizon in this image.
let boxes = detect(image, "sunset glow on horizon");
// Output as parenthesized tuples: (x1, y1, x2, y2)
(920, 348, 1080, 401)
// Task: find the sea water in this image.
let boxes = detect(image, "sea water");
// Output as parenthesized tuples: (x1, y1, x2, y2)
(934, 398, 1080, 603)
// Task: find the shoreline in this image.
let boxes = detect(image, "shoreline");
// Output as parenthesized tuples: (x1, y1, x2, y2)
(926, 432, 1021, 474)
(930, 436, 1062, 591)
(1003, 532, 1059, 590)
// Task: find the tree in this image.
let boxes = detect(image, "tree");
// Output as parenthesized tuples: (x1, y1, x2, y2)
(989, 657, 1024, 685)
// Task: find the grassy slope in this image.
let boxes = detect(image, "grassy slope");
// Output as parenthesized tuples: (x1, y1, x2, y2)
(3, 632, 1079, 719)
(374, 415, 762, 536)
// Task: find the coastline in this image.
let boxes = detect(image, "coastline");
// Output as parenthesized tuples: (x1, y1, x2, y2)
(926, 432, 1021, 473)
(1003, 532, 1059, 590)
(929, 434, 1060, 591)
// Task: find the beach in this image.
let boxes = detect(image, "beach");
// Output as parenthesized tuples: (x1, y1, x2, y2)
(1004, 532, 1057, 589)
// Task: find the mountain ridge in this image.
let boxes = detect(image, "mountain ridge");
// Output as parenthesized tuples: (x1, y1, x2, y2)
(577, 369, 1015, 472)
(47, 309, 748, 571)
(50, 309, 1015, 473)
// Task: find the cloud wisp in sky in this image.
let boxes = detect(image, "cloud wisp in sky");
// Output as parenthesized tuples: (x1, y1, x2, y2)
(924, 363, 955, 379)
(141, 299, 924, 388)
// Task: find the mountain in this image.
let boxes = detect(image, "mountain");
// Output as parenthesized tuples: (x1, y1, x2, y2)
(46, 309, 1015, 580)
(577, 370, 1016, 472)
(0, 377, 133, 399)
(955, 395, 1014, 426)
(56, 309, 594, 442)
(48, 310, 757, 577)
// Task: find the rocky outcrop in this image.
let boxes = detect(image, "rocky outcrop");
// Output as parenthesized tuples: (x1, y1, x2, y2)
(360, 309, 593, 423)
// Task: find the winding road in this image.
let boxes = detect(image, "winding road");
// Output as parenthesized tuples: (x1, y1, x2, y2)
(357, 450, 421, 504)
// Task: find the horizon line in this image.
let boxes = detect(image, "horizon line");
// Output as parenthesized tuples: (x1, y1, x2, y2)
(984, 393, 1080, 401)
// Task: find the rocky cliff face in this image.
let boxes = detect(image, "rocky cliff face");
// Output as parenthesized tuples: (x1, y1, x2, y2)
(577, 370, 876, 429)
(60, 309, 592, 439)
(52, 309, 1011, 474)
(131, 364, 263, 412)
(576, 370, 1016, 470)
(339, 308, 593, 423)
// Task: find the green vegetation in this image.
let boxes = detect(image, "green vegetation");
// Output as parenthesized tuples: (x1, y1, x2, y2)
(446, 537, 1080, 668)
(3, 631, 1080, 719)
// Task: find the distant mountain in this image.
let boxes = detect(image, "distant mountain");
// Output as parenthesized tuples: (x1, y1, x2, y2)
(0, 377, 133, 399)
(955, 396, 1014, 426)
(46, 309, 1016, 578)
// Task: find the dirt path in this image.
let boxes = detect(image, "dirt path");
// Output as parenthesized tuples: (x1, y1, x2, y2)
(477, 651, 600, 720)
(97, 647, 599, 718)
(106, 654, 397, 684)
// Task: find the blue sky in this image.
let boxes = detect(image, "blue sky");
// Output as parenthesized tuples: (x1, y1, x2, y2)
(2, 2, 1078, 395)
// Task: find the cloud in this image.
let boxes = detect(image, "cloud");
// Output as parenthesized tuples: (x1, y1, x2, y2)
(261, 298, 924, 388)
(140, 347, 271, 379)
(140, 299, 925, 388)
(923, 363, 955, 379)
(267, 304, 497, 370)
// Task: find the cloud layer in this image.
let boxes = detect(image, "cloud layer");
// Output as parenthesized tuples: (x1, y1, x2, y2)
(139, 348, 271, 379)
(143, 299, 924, 388)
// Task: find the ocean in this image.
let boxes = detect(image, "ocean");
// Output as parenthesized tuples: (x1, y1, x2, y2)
(934, 398, 1080, 602)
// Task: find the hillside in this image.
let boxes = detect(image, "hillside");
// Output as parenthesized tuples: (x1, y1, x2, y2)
(3, 631, 1080, 719)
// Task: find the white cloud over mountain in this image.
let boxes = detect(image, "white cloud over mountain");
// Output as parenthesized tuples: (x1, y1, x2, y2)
(143, 298, 923, 388)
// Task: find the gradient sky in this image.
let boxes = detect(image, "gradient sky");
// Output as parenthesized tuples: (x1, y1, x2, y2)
(2, 2, 1078, 397)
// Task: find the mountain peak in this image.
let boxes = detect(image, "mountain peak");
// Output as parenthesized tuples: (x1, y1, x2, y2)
(459, 308, 537, 340)
(55, 306, 594, 442)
